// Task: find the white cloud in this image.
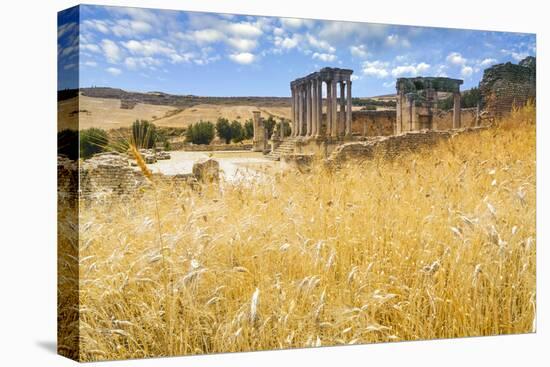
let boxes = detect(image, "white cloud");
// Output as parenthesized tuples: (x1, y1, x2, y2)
(461, 65, 474, 77)
(273, 27, 285, 36)
(306, 34, 335, 53)
(83, 20, 109, 34)
(227, 38, 258, 52)
(391, 62, 430, 77)
(186, 29, 226, 44)
(227, 22, 263, 38)
(350, 45, 368, 58)
(229, 52, 256, 64)
(350, 74, 361, 81)
(274, 35, 300, 50)
(101, 39, 122, 63)
(383, 81, 395, 88)
(82, 61, 97, 67)
(312, 52, 337, 62)
(362, 60, 389, 78)
(106, 67, 122, 76)
(416, 62, 430, 73)
(386, 34, 410, 47)
(446, 52, 467, 66)
(280, 18, 314, 29)
(58, 22, 77, 39)
(122, 39, 175, 57)
(112, 19, 153, 37)
(480, 58, 497, 67)
(319, 22, 388, 43)
(81, 44, 101, 53)
(500, 49, 529, 62)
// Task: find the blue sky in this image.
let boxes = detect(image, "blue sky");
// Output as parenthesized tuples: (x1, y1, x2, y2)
(58, 4, 536, 97)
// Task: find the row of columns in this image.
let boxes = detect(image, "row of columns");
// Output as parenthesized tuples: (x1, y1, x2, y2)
(290, 76, 353, 139)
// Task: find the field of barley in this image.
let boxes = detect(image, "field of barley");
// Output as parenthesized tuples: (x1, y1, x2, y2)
(59, 105, 536, 362)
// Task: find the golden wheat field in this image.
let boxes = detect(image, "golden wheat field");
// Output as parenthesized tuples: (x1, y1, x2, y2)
(58, 106, 536, 362)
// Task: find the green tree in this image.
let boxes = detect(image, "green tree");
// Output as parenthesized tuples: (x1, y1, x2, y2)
(186, 121, 215, 145)
(280, 119, 292, 137)
(264, 116, 276, 139)
(131, 120, 157, 148)
(230, 120, 244, 143)
(462, 87, 482, 108)
(215, 118, 233, 144)
(243, 119, 254, 140)
(80, 128, 108, 159)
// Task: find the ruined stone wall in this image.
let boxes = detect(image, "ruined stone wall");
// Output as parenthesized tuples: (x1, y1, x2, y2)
(351, 110, 395, 136)
(171, 142, 253, 151)
(479, 56, 536, 118)
(57, 152, 213, 200)
(327, 126, 487, 165)
(434, 108, 479, 130)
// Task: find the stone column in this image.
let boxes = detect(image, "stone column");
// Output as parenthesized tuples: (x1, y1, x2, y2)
(453, 91, 461, 129)
(339, 81, 345, 136)
(306, 81, 312, 137)
(331, 79, 338, 138)
(252, 111, 265, 152)
(326, 80, 332, 138)
(297, 86, 302, 136)
(311, 79, 318, 137)
(395, 91, 403, 134)
(345, 79, 352, 137)
(316, 79, 323, 138)
(290, 86, 296, 137)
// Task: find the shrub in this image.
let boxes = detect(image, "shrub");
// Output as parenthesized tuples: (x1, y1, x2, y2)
(132, 120, 157, 149)
(230, 120, 244, 143)
(243, 119, 254, 140)
(186, 121, 215, 145)
(215, 118, 233, 144)
(264, 116, 276, 139)
(80, 128, 108, 159)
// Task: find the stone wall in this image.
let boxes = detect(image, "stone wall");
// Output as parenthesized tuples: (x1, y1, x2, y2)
(58, 153, 218, 199)
(433, 108, 479, 130)
(170, 142, 253, 151)
(479, 56, 536, 118)
(351, 110, 395, 136)
(326, 126, 487, 165)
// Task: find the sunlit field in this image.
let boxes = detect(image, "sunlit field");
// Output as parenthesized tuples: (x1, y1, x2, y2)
(59, 105, 536, 362)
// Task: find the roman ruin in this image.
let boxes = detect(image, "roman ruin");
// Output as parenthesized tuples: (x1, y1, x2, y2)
(395, 77, 463, 133)
(290, 67, 354, 140)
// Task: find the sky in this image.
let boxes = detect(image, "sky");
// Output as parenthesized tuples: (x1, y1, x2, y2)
(58, 4, 536, 97)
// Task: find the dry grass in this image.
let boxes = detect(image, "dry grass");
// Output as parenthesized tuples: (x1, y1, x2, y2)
(64, 105, 535, 361)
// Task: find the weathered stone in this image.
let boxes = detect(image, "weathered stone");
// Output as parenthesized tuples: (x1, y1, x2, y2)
(479, 57, 536, 118)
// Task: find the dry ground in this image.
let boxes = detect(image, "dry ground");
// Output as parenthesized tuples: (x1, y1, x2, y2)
(58, 105, 536, 362)
(58, 96, 292, 130)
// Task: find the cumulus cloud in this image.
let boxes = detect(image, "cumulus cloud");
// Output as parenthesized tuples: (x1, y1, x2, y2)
(229, 52, 256, 64)
(101, 39, 122, 63)
(226, 22, 263, 38)
(350, 44, 368, 58)
(280, 18, 314, 29)
(306, 34, 335, 53)
(312, 52, 337, 62)
(391, 62, 430, 77)
(227, 38, 258, 52)
(106, 67, 122, 75)
(480, 58, 497, 67)
(83, 20, 110, 34)
(122, 39, 175, 57)
(362, 60, 389, 78)
(461, 65, 473, 77)
(446, 52, 467, 66)
(386, 34, 410, 47)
